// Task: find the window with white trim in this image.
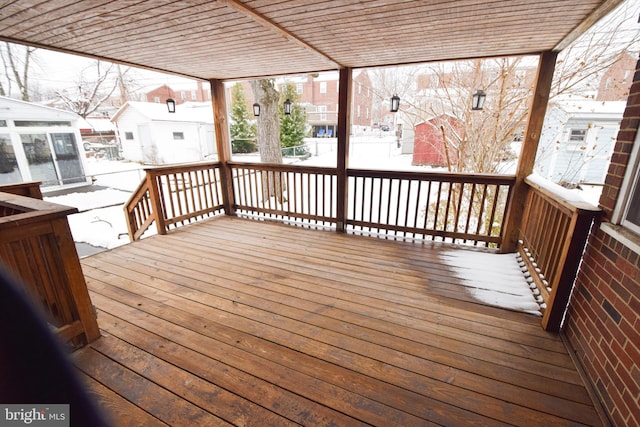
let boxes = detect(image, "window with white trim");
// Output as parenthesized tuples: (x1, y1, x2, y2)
(615, 131, 640, 235)
(318, 105, 327, 121)
(319, 82, 327, 94)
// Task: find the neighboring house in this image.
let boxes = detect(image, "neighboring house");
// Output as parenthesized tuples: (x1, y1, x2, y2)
(535, 100, 626, 186)
(112, 101, 216, 165)
(412, 115, 461, 167)
(596, 51, 637, 102)
(144, 82, 211, 105)
(282, 71, 373, 137)
(0, 96, 90, 190)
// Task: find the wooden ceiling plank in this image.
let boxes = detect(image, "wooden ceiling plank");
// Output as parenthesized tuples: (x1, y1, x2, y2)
(2, 0, 146, 40)
(217, 0, 340, 68)
(79, 26, 301, 63)
(285, 1, 593, 37)
(67, 13, 252, 53)
(23, 1, 229, 48)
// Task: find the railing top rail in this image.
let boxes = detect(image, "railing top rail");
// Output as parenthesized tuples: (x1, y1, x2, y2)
(349, 168, 516, 184)
(0, 181, 43, 198)
(227, 161, 516, 183)
(525, 174, 601, 214)
(0, 192, 77, 228)
(227, 161, 338, 175)
(143, 161, 222, 175)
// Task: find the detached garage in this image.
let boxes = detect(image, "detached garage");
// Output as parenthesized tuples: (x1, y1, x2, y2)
(412, 115, 461, 167)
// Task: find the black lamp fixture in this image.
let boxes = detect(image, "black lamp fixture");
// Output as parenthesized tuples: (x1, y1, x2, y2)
(166, 98, 176, 113)
(284, 99, 292, 115)
(471, 89, 486, 111)
(253, 102, 260, 117)
(390, 94, 400, 113)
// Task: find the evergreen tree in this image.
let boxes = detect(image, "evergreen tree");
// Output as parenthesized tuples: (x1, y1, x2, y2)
(230, 83, 257, 153)
(279, 83, 308, 156)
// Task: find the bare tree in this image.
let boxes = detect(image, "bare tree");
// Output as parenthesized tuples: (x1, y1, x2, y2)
(552, 0, 639, 99)
(251, 79, 282, 164)
(55, 60, 120, 118)
(0, 42, 36, 100)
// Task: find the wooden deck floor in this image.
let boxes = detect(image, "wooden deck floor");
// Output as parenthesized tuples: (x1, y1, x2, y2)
(73, 216, 601, 426)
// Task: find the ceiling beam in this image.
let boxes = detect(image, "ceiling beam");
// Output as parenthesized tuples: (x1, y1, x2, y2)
(553, 0, 624, 51)
(217, 0, 342, 70)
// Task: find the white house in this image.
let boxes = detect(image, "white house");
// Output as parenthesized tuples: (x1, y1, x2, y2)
(0, 96, 91, 191)
(535, 100, 626, 186)
(112, 101, 216, 165)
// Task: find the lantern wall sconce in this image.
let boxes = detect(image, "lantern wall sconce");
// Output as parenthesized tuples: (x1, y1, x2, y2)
(166, 98, 176, 113)
(253, 102, 260, 116)
(471, 89, 486, 111)
(390, 94, 400, 113)
(284, 99, 292, 115)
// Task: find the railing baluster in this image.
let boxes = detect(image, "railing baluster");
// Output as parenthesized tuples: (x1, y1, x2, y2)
(464, 183, 476, 243)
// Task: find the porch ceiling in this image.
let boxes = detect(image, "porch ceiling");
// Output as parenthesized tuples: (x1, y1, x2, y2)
(0, 0, 622, 81)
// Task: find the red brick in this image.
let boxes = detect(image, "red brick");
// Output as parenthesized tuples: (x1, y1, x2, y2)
(616, 256, 637, 279)
(629, 294, 640, 315)
(620, 319, 640, 349)
(615, 363, 640, 398)
(631, 364, 640, 395)
(622, 388, 640, 424)
(610, 409, 626, 427)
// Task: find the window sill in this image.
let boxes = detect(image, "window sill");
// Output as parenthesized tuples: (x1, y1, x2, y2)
(600, 222, 640, 256)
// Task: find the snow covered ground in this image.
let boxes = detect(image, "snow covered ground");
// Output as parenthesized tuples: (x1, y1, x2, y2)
(44, 158, 145, 252)
(44, 138, 546, 315)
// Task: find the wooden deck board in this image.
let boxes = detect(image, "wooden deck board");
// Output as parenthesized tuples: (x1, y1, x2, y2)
(74, 216, 602, 426)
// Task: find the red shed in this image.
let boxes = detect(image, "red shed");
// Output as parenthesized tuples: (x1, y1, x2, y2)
(412, 115, 461, 167)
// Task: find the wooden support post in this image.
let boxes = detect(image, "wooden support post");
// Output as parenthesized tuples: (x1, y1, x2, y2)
(146, 171, 167, 235)
(50, 217, 101, 343)
(211, 79, 236, 216)
(501, 50, 557, 252)
(336, 67, 352, 232)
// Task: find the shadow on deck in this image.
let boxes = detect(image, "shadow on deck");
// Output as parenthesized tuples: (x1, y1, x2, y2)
(73, 216, 601, 426)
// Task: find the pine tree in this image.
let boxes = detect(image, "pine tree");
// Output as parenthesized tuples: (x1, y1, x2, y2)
(230, 83, 257, 153)
(279, 83, 308, 156)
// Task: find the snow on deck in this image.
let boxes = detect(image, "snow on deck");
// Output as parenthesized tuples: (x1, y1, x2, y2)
(440, 250, 542, 316)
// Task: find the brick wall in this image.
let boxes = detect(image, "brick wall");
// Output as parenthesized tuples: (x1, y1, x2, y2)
(564, 54, 640, 426)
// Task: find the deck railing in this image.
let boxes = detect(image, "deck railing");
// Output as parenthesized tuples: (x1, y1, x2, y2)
(347, 169, 514, 247)
(0, 191, 100, 347)
(127, 162, 515, 248)
(230, 162, 338, 227)
(125, 162, 225, 240)
(518, 174, 601, 331)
